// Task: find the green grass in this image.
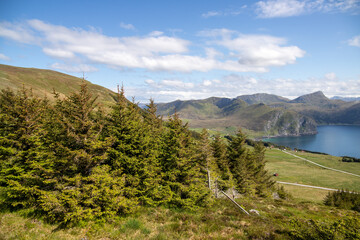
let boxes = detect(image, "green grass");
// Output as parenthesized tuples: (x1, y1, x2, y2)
(265, 148, 360, 192)
(0, 64, 117, 107)
(1, 197, 359, 240)
(277, 183, 331, 203)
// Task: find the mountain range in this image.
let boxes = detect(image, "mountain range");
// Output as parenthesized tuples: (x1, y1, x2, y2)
(157, 91, 360, 137)
(1, 64, 359, 137)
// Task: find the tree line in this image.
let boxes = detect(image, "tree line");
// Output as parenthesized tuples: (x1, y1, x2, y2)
(0, 83, 274, 225)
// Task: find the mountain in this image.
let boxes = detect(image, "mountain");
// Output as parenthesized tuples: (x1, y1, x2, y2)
(237, 93, 289, 105)
(157, 97, 317, 137)
(331, 96, 360, 102)
(0, 64, 117, 106)
(158, 91, 360, 137)
(290, 91, 329, 105)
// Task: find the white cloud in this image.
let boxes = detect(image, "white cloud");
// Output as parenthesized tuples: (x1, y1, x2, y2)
(0, 21, 37, 43)
(348, 35, 360, 47)
(256, 0, 360, 18)
(210, 31, 306, 68)
(43, 48, 75, 58)
(51, 63, 98, 73)
(202, 80, 212, 86)
(256, 0, 306, 18)
(202, 11, 221, 18)
(120, 22, 135, 30)
(0, 53, 10, 61)
(325, 72, 337, 80)
(133, 74, 360, 103)
(0, 20, 305, 73)
(161, 79, 194, 88)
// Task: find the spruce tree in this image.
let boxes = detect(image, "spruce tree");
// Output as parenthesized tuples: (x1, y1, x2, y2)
(211, 134, 233, 191)
(160, 113, 210, 209)
(0, 87, 48, 208)
(197, 129, 220, 193)
(106, 88, 164, 206)
(227, 129, 256, 195)
(37, 83, 131, 223)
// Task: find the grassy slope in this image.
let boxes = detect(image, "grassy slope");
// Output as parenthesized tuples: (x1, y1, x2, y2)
(0, 64, 117, 107)
(265, 148, 360, 202)
(1, 197, 359, 240)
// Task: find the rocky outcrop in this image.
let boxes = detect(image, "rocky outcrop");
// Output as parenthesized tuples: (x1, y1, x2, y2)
(264, 110, 317, 137)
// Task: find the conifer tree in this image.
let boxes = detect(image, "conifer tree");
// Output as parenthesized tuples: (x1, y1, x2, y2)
(0, 87, 48, 208)
(160, 113, 211, 209)
(227, 129, 256, 195)
(197, 129, 220, 193)
(37, 83, 131, 223)
(249, 142, 275, 197)
(211, 134, 233, 191)
(106, 88, 165, 206)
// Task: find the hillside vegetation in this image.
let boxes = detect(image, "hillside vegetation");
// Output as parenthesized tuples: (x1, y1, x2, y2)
(158, 91, 360, 137)
(0, 64, 117, 106)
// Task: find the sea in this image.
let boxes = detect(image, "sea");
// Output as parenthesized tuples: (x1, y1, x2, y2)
(263, 125, 360, 158)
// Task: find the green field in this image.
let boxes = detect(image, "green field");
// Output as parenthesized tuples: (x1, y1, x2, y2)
(265, 148, 360, 198)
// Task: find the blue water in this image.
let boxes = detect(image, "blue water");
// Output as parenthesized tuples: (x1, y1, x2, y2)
(263, 125, 360, 158)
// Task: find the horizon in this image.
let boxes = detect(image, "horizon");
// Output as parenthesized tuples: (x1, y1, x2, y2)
(1, 0, 359, 102)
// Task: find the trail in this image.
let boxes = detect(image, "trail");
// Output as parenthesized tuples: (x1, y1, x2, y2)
(278, 149, 360, 178)
(277, 181, 340, 191)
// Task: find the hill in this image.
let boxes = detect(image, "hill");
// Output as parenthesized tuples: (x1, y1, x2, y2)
(237, 93, 289, 105)
(157, 97, 317, 137)
(158, 91, 360, 136)
(0, 64, 117, 106)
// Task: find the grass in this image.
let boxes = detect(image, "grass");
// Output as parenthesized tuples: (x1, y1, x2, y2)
(0, 64, 117, 107)
(265, 148, 360, 196)
(277, 183, 331, 203)
(1, 196, 359, 240)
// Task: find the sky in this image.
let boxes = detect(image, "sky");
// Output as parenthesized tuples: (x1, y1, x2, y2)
(0, 0, 359, 102)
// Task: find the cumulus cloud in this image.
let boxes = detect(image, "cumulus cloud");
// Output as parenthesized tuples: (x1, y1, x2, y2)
(202, 29, 305, 68)
(0, 53, 10, 61)
(0, 20, 305, 73)
(256, 0, 360, 18)
(348, 35, 360, 47)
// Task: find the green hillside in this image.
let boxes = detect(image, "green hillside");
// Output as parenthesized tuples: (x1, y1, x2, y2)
(0, 64, 117, 106)
(158, 97, 317, 137)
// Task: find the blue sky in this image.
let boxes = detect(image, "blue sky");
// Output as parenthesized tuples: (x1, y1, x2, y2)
(0, 0, 359, 102)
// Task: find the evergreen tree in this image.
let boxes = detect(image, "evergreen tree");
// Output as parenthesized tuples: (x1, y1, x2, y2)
(37, 83, 131, 223)
(106, 88, 165, 206)
(211, 134, 233, 191)
(160, 113, 211, 209)
(197, 129, 220, 193)
(0, 87, 48, 208)
(227, 129, 255, 195)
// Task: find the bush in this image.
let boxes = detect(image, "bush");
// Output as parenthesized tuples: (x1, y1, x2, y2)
(289, 217, 360, 239)
(324, 190, 360, 212)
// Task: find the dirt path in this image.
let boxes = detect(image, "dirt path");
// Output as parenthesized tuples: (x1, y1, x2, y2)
(279, 149, 360, 178)
(276, 181, 339, 191)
